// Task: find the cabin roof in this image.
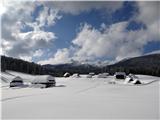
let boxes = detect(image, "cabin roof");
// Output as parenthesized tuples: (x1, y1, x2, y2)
(32, 75, 55, 83)
(115, 72, 126, 75)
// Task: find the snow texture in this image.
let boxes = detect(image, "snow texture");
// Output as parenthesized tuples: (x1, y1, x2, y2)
(1, 71, 160, 119)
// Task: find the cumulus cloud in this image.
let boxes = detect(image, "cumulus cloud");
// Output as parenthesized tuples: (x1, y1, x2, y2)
(2, 29, 56, 59)
(39, 21, 145, 64)
(1, 1, 159, 65)
(19, 56, 32, 62)
(137, 1, 160, 40)
(1, 1, 58, 61)
(38, 1, 160, 65)
(1, 1, 124, 63)
(38, 48, 71, 65)
(135, 1, 160, 26)
(0, 1, 6, 15)
(36, 6, 62, 28)
(71, 1, 160, 62)
(33, 49, 44, 57)
(71, 22, 144, 62)
(43, 1, 123, 15)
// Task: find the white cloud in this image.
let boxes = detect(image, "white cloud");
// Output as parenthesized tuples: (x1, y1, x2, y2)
(36, 6, 62, 28)
(4, 30, 56, 60)
(1, 39, 12, 51)
(1, 1, 159, 65)
(134, 1, 160, 41)
(19, 56, 32, 62)
(71, 14, 159, 62)
(72, 22, 142, 62)
(0, 2, 6, 16)
(135, 1, 160, 26)
(38, 48, 71, 65)
(70, 1, 160, 62)
(39, 21, 145, 64)
(38, 1, 160, 65)
(1, 1, 124, 63)
(43, 1, 123, 15)
(1, 1, 58, 61)
(33, 49, 44, 57)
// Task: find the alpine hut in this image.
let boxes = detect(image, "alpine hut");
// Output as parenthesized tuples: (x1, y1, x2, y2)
(114, 72, 126, 79)
(32, 75, 56, 88)
(10, 76, 24, 87)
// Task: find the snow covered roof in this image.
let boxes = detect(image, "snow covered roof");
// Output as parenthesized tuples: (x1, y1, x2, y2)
(97, 73, 109, 78)
(124, 76, 133, 84)
(71, 73, 80, 78)
(102, 73, 109, 75)
(64, 72, 70, 76)
(131, 79, 141, 84)
(1, 72, 23, 83)
(12, 76, 23, 81)
(32, 75, 55, 83)
(124, 75, 141, 84)
(86, 74, 92, 78)
(129, 74, 139, 79)
(115, 72, 126, 76)
(89, 72, 95, 75)
(1, 72, 16, 83)
(5, 70, 35, 82)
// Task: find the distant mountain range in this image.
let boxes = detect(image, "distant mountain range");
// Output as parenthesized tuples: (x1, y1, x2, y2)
(1, 53, 160, 76)
(42, 53, 160, 76)
(43, 53, 160, 69)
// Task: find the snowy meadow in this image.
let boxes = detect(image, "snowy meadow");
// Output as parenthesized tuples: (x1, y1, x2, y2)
(1, 71, 160, 119)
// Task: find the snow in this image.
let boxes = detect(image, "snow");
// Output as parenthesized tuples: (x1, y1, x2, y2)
(1, 72, 16, 83)
(32, 75, 55, 83)
(1, 71, 160, 119)
(71, 73, 80, 78)
(97, 73, 109, 78)
(5, 70, 35, 82)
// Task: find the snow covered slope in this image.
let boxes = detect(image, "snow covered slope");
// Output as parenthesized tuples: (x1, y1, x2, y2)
(5, 70, 35, 82)
(1, 71, 160, 119)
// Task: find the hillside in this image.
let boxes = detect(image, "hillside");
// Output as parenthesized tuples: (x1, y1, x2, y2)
(110, 54, 160, 67)
(1, 56, 45, 75)
(43, 63, 102, 75)
(1, 54, 160, 76)
(107, 54, 160, 76)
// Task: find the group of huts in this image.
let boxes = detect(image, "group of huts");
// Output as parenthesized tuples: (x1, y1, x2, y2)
(63, 71, 142, 85)
(8, 71, 141, 88)
(64, 72, 110, 78)
(9, 75, 56, 88)
(114, 72, 142, 84)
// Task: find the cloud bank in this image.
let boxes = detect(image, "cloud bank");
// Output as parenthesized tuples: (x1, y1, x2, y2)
(1, 1, 160, 65)
(39, 1, 160, 65)
(1, 1, 60, 61)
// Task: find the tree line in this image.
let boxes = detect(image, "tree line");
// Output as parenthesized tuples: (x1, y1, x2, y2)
(1, 56, 45, 75)
(105, 54, 160, 77)
(1, 54, 160, 77)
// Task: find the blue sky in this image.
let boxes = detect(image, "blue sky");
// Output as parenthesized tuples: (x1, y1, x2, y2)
(1, 1, 160, 64)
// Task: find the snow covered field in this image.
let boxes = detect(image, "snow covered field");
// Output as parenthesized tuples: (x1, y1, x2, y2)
(1, 71, 160, 119)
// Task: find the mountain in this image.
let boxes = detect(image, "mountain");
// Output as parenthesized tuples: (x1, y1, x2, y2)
(43, 62, 102, 76)
(1, 55, 45, 75)
(109, 53, 160, 67)
(1, 53, 160, 77)
(106, 53, 160, 76)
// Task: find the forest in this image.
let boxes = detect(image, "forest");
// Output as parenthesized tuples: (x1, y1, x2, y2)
(1, 54, 160, 77)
